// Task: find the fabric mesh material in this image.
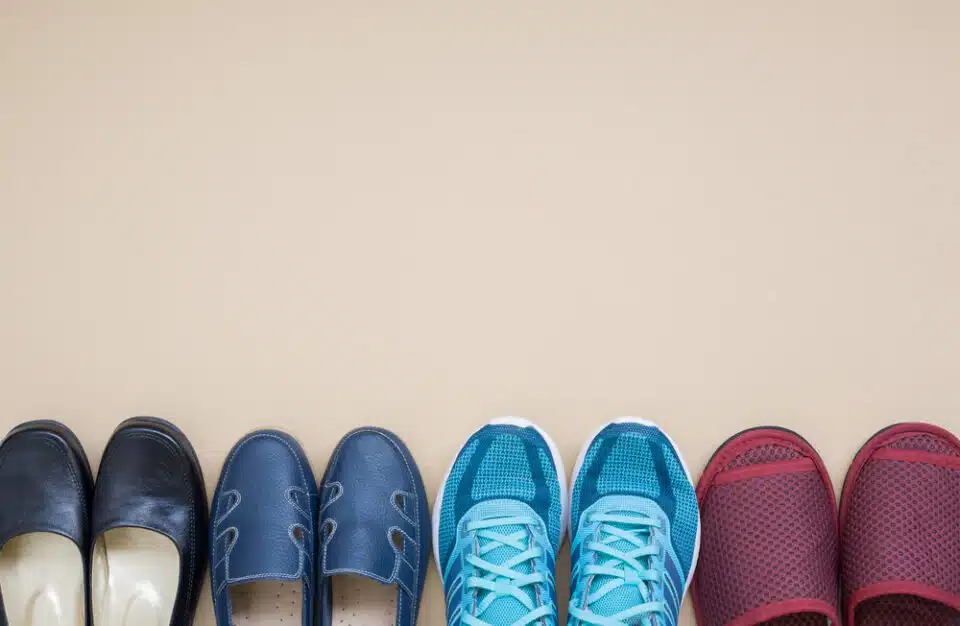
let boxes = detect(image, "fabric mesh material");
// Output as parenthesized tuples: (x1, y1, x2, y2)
(439, 438, 479, 566)
(663, 449, 699, 574)
(597, 436, 658, 498)
(573, 428, 699, 572)
(472, 435, 535, 501)
(438, 424, 564, 625)
(504, 425, 564, 551)
(853, 595, 959, 626)
(888, 433, 960, 456)
(725, 443, 803, 469)
(570, 425, 700, 626)
(694, 470, 838, 626)
(570, 444, 599, 532)
(842, 457, 960, 624)
(539, 448, 562, 548)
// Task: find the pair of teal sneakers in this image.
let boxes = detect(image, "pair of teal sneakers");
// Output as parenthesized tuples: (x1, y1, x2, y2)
(433, 417, 701, 626)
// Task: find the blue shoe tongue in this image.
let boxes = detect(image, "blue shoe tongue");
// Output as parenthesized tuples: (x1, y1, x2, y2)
(476, 523, 536, 624)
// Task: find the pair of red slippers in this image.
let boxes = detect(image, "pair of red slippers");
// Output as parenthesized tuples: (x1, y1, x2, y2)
(691, 422, 960, 626)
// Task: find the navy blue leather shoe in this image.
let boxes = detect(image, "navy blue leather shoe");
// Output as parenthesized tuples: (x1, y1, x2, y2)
(0, 420, 93, 626)
(317, 427, 430, 626)
(91, 417, 209, 626)
(210, 430, 318, 626)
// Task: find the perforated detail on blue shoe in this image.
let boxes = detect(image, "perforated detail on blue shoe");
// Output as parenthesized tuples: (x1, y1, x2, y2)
(438, 424, 565, 577)
(598, 435, 659, 498)
(570, 443, 600, 536)
(663, 445, 698, 575)
(438, 437, 479, 566)
(538, 448, 562, 550)
(570, 422, 700, 592)
(472, 434, 535, 501)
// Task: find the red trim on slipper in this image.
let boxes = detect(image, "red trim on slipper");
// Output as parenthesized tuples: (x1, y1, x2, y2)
(697, 428, 835, 510)
(712, 457, 816, 486)
(871, 447, 960, 468)
(726, 598, 840, 626)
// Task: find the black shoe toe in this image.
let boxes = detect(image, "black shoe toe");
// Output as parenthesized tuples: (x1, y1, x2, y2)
(91, 416, 209, 626)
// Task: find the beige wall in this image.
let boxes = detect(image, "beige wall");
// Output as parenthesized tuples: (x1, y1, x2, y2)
(2, 2, 959, 624)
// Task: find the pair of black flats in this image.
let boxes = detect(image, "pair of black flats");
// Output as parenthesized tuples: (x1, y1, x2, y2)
(0, 417, 207, 625)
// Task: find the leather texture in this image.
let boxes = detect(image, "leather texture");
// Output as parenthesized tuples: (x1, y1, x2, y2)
(210, 429, 318, 626)
(0, 420, 94, 626)
(92, 416, 209, 626)
(318, 427, 430, 626)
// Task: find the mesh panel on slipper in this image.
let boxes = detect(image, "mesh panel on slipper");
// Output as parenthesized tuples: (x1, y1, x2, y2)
(841, 425, 960, 626)
(724, 442, 804, 469)
(854, 595, 959, 626)
(694, 432, 839, 626)
(765, 614, 834, 626)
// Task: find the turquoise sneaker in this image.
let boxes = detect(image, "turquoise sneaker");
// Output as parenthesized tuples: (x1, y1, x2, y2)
(433, 417, 568, 626)
(568, 419, 700, 626)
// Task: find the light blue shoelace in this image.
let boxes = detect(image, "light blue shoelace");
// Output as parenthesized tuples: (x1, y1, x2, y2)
(568, 513, 669, 626)
(461, 515, 554, 626)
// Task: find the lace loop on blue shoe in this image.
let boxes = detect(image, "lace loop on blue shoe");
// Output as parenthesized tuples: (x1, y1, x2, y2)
(568, 513, 669, 626)
(461, 515, 554, 626)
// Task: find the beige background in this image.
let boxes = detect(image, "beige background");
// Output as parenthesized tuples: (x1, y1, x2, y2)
(2, 2, 959, 624)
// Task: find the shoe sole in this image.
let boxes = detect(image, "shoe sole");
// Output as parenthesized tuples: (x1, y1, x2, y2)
(431, 416, 569, 576)
(568, 417, 702, 597)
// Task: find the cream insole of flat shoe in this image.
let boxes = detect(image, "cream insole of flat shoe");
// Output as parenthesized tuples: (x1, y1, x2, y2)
(91, 528, 180, 626)
(0, 532, 85, 626)
(332, 576, 397, 625)
(230, 580, 302, 622)
(227, 575, 396, 625)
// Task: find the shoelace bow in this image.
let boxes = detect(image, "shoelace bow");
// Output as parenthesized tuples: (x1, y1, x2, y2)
(568, 513, 669, 626)
(461, 515, 554, 626)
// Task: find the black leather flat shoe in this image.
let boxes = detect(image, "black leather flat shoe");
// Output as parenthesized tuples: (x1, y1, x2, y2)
(90, 417, 208, 626)
(0, 419, 93, 626)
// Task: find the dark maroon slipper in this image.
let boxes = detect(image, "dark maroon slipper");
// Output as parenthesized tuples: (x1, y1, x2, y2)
(840, 422, 960, 626)
(692, 427, 841, 626)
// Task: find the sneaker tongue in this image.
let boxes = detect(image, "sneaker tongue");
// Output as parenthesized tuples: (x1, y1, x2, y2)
(477, 523, 536, 624)
(588, 521, 656, 625)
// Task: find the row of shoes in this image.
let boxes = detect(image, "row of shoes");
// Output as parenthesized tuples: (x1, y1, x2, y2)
(0, 417, 432, 626)
(2, 416, 958, 625)
(434, 417, 960, 626)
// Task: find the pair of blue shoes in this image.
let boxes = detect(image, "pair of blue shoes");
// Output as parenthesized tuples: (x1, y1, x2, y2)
(210, 427, 430, 626)
(434, 417, 701, 626)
